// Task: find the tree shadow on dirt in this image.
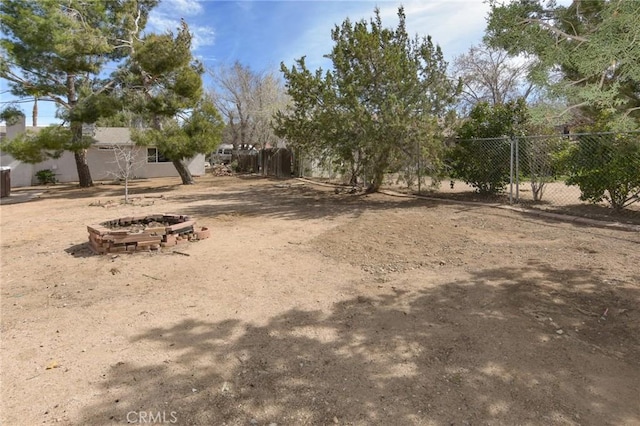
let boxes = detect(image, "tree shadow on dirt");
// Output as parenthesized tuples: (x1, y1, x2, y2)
(26, 181, 185, 201)
(177, 182, 437, 222)
(523, 202, 640, 225)
(403, 185, 640, 226)
(79, 263, 640, 425)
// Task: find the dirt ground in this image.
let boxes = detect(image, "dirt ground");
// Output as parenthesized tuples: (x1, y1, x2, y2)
(1, 175, 639, 426)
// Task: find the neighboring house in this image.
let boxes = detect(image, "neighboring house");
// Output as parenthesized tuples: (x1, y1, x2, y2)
(0, 118, 204, 187)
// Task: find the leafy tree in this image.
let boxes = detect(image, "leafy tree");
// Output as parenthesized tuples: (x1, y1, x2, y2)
(120, 21, 223, 184)
(562, 132, 640, 210)
(0, 105, 24, 126)
(0, 0, 157, 187)
(485, 0, 640, 130)
(131, 96, 224, 184)
(0, 125, 90, 163)
(450, 99, 529, 194)
(275, 7, 459, 192)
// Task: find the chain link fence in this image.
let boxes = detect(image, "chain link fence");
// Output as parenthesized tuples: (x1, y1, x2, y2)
(300, 131, 640, 220)
(442, 131, 640, 219)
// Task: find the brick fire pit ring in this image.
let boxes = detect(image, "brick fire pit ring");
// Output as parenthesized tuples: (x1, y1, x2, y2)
(87, 214, 210, 254)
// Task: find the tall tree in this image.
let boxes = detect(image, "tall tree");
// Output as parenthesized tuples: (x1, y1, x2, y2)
(209, 62, 288, 152)
(452, 43, 535, 111)
(123, 21, 224, 184)
(275, 7, 459, 191)
(485, 0, 640, 130)
(0, 0, 157, 186)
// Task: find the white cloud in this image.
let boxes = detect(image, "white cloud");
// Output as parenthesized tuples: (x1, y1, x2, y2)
(147, 14, 177, 32)
(282, 1, 491, 70)
(160, 0, 203, 16)
(190, 25, 216, 51)
(376, 1, 491, 59)
(147, 5, 215, 51)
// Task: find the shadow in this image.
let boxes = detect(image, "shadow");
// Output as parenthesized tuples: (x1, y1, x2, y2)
(0, 189, 44, 205)
(79, 263, 640, 425)
(23, 180, 185, 201)
(64, 242, 96, 258)
(422, 190, 640, 224)
(176, 180, 437, 222)
(522, 202, 640, 225)
(473, 209, 640, 244)
(414, 189, 510, 205)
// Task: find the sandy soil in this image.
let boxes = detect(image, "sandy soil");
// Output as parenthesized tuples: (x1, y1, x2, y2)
(1, 175, 639, 426)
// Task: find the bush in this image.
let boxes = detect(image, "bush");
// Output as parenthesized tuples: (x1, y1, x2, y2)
(450, 99, 528, 195)
(448, 137, 512, 194)
(564, 133, 640, 210)
(35, 169, 57, 185)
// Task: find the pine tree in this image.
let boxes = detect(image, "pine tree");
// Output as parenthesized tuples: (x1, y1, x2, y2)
(122, 21, 224, 184)
(0, 0, 157, 186)
(276, 7, 459, 191)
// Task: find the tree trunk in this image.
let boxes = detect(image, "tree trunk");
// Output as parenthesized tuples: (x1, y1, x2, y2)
(173, 159, 194, 184)
(366, 150, 389, 193)
(74, 149, 93, 187)
(366, 168, 384, 193)
(32, 98, 38, 127)
(67, 75, 93, 187)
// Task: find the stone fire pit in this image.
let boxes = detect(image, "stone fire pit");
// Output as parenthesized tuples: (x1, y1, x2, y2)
(87, 214, 210, 254)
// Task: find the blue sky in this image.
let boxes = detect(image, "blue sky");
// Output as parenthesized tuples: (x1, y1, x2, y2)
(1, 0, 492, 126)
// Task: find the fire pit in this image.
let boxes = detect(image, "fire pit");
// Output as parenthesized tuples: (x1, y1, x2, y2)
(87, 214, 210, 254)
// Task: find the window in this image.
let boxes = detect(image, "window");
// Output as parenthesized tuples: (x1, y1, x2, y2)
(147, 148, 170, 163)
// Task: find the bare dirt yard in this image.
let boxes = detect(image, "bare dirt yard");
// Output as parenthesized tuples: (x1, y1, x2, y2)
(1, 175, 639, 426)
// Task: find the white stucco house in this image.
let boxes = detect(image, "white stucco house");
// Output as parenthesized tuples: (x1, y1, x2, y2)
(0, 117, 204, 188)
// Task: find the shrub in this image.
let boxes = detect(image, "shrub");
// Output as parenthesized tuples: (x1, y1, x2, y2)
(564, 133, 640, 210)
(450, 99, 528, 195)
(35, 169, 57, 185)
(449, 137, 512, 194)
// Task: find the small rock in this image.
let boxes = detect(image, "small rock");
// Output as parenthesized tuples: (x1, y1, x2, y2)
(333, 417, 339, 424)
(556, 329, 564, 335)
(250, 419, 258, 425)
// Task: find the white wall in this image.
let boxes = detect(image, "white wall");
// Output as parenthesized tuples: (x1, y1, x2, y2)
(35, 152, 79, 184)
(0, 153, 34, 187)
(1, 121, 205, 186)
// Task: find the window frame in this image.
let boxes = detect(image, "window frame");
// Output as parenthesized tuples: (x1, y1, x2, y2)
(146, 147, 170, 163)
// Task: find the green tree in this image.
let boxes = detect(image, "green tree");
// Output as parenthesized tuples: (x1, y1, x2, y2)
(485, 0, 640, 130)
(0, 0, 157, 187)
(120, 21, 222, 184)
(131, 96, 224, 184)
(450, 99, 529, 194)
(562, 132, 640, 210)
(275, 7, 459, 192)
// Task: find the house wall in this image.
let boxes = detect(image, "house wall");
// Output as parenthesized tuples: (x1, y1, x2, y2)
(0, 121, 206, 187)
(0, 153, 34, 187)
(34, 152, 81, 184)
